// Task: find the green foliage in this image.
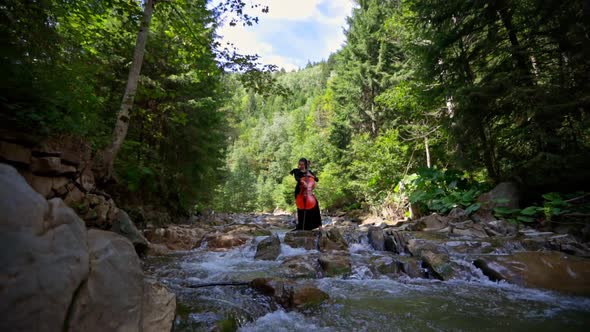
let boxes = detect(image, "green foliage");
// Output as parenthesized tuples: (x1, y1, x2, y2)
(404, 168, 488, 214)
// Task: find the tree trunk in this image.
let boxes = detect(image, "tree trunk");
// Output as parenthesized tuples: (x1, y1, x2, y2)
(424, 136, 431, 168)
(97, 0, 155, 180)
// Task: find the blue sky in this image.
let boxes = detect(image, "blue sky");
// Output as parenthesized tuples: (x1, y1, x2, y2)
(216, 0, 356, 71)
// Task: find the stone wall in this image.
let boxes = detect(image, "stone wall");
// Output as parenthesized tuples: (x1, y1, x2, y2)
(0, 131, 119, 229)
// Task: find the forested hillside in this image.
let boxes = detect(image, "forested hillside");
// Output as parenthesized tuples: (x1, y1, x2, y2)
(2, 0, 589, 221)
(215, 0, 590, 220)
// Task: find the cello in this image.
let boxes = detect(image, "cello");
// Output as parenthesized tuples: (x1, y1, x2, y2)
(296, 171, 317, 210)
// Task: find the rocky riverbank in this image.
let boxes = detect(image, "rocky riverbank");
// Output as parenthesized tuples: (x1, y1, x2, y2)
(0, 164, 175, 332)
(2, 155, 590, 331)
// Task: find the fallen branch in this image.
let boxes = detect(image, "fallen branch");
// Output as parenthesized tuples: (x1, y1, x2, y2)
(184, 281, 250, 289)
(565, 193, 590, 203)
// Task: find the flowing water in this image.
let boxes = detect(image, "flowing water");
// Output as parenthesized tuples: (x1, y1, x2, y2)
(144, 226, 590, 332)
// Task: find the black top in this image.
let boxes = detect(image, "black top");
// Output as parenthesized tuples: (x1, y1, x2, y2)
(289, 169, 318, 198)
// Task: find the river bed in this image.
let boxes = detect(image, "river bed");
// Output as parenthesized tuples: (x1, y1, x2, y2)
(143, 227, 590, 332)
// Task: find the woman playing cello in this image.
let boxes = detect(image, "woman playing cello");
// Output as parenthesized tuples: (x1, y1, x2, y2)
(289, 158, 322, 230)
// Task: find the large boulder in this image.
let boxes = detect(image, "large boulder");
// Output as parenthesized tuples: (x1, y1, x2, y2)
(474, 252, 590, 296)
(255, 234, 281, 260)
(111, 210, 149, 255)
(68, 230, 144, 332)
(318, 227, 348, 252)
(0, 164, 89, 332)
(473, 182, 520, 223)
(284, 230, 318, 250)
(142, 279, 176, 332)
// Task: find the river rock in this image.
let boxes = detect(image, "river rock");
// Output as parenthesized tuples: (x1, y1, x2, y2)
(255, 234, 281, 260)
(412, 214, 449, 231)
(279, 255, 321, 278)
(483, 219, 518, 236)
(319, 226, 348, 252)
(319, 252, 352, 277)
(111, 210, 149, 255)
(224, 223, 272, 237)
(407, 239, 456, 280)
(68, 230, 144, 332)
(368, 226, 385, 250)
(369, 254, 402, 278)
(250, 278, 329, 310)
(142, 279, 176, 332)
(397, 256, 425, 278)
(448, 207, 468, 222)
(145, 225, 207, 251)
(449, 220, 489, 238)
(205, 233, 250, 250)
(0, 164, 89, 332)
(284, 230, 318, 250)
(474, 251, 590, 296)
(384, 231, 412, 254)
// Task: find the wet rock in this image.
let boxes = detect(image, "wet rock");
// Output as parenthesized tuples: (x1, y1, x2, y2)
(449, 220, 489, 238)
(547, 234, 590, 258)
(384, 231, 412, 254)
(255, 234, 281, 260)
(111, 210, 149, 255)
(396, 256, 425, 278)
(444, 240, 494, 255)
(205, 233, 250, 250)
(319, 252, 352, 277)
(145, 225, 207, 251)
(142, 279, 176, 332)
(0, 164, 89, 332)
(279, 255, 320, 279)
(474, 251, 590, 296)
(291, 284, 329, 309)
(412, 214, 449, 231)
(407, 239, 455, 280)
(519, 233, 590, 258)
(369, 254, 402, 278)
(68, 230, 144, 332)
(319, 227, 348, 252)
(250, 278, 329, 310)
(284, 230, 318, 250)
(368, 226, 385, 250)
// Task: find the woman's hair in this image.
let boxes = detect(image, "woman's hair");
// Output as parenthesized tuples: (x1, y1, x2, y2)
(298, 158, 309, 169)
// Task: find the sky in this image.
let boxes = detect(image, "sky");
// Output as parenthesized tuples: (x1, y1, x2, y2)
(216, 0, 356, 71)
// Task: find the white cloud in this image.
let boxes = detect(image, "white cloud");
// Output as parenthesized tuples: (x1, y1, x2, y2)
(216, 0, 355, 71)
